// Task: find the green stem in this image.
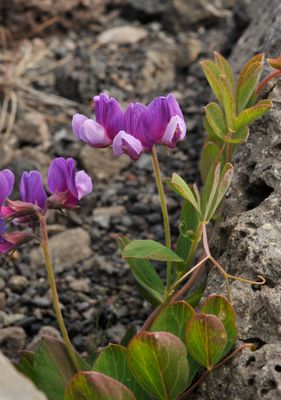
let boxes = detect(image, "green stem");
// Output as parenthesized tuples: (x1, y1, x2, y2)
(184, 222, 203, 268)
(151, 146, 172, 292)
(39, 215, 80, 372)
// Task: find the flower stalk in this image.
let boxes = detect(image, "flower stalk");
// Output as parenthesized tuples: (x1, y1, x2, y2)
(151, 146, 172, 292)
(39, 215, 80, 372)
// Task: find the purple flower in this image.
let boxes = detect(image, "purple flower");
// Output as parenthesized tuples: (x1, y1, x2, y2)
(72, 93, 186, 160)
(143, 94, 186, 148)
(113, 104, 147, 160)
(72, 93, 124, 148)
(0, 169, 14, 206)
(113, 94, 186, 159)
(47, 157, 93, 208)
(20, 171, 47, 210)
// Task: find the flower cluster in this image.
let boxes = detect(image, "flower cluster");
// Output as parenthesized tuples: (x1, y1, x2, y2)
(72, 93, 186, 160)
(0, 157, 92, 254)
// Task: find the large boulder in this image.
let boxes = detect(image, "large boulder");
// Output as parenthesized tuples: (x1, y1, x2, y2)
(0, 351, 47, 400)
(195, 0, 281, 399)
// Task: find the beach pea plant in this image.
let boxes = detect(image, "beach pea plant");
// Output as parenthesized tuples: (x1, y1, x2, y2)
(0, 52, 278, 399)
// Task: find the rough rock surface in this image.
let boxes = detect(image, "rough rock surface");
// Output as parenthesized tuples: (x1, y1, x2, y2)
(0, 351, 47, 399)
(195, 1, 281, 398)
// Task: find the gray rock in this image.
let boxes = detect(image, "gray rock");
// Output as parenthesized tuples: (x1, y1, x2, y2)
(30, 228, 92, 272)
(97, 25, 148, 45)
(197, 345, 281, 399)
(81, 146, 131, 181)
(69, 278, 91, 294)
(0, 293, 5, 310)
(0, 351, 47, 400)
(195, 2, 281, 398)
(0, 327, 26, 357)
(0, 277, 5, 291)
(9, 275, 29, 294)
(176, 36, 202, 68)
(28, 326, 61, 351)
(163, 0, 234, 32)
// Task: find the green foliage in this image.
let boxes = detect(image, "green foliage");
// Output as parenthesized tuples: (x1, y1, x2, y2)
(174, 200, 201, 276)
(168, 173, 201, 215)
(93, 344, 149, 400)
(200, 52, 272, 178)
(200, 295, 238, 356)
(128, 331, 189, 400)
(185, 313, 227, 370)
(149, 301, 195, 344)
(18, 337, 88, 400)
(122, 239, 184, 263)
(117, 236, 165, 306)
(65, 371, 136, 400)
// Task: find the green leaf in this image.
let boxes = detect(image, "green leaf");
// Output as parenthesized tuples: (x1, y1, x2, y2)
(214, 52, 235, 89)
(185, 282, 206, 308)
(149, 302, 201, 388)
(225, 126, 249, 144)
(120, 326, 138, 348)
(174, 200, 200, 275)
(33, 337, 83, 400)
(204, 102, 227, 139)
(185, 313, 227, 370)
(201, 163, 221, 222)
(93, 344, 149, 400)
(150, 301, 195, 344)
(128, 332, 189, 400)
(123, 240, 184, 263)
(169, 173, 201, 215)
(117, 236, 165, 306)
(234, 100, 272, 130)
(200, 295, 238, 356)
(203, 116, 219, 142)
(200, 60, 224, 105)
(206, 162, 234, 221)
(236, 54, 264, 112)
(220, 74, 236, 130)
(65, 371, 136, 400)
(199, 141, 223, 183)
(18, 351, 36, 383)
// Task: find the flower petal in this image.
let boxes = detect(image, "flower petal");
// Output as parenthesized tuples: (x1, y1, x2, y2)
(143, 94, 185, 147)
(20, 171, 47, 210)
(47, 158, 69, 194)
(160, 115, 186, 148)
(0, 241, 14, 254)
(94, 93, 124, 140)
(0, 170, 14, 205)
(166, 93, 184, 119)
(72, 114, 88, 139)
(113, 131, 144, 160)
(75, 171, 93, 200)
(80, 119, 111, 148)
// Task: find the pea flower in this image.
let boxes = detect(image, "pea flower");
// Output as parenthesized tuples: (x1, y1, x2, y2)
(1, 170, 48, 220)
(47, 157, 93, 208)
(0, 169, 14, 205)
(72, 93, 124, 148)
(20, 171, 48, 210)
(0, 169, 30, 254)
(72, 93, 186, 160)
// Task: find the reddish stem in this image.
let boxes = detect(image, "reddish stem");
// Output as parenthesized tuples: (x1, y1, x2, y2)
(256, 69, 281, 94)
